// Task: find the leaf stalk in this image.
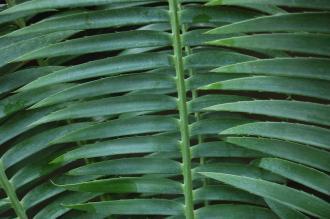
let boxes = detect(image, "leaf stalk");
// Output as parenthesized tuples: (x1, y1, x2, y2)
(0, 160, 27, 219)
(169, 0, 195, 218)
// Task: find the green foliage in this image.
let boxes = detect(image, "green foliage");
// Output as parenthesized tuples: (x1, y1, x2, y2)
(0, 0, 329, 218)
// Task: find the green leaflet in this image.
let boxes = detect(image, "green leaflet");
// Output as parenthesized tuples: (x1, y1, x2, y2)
(255, 158, 330, 195)
(21, 175, 98, 210)
(66, 199, 184, 216)
(0, 107, 57, 145)
(0, 83, 74, 118)
(0, 66, 63, 94)
(195, 204, 277, 219)
(8, 7, 169, 36)
(184, 50, 256, 69)
(68, 158, 181, 176)
(225, 137, 330, 172)
(0, 0, 159, 16)
(194, 163, 284, 182)
(189, 94, 253, 113)
(60, 211, 107, 219)
(1, 122, 93, 169)
(212, 58, 330, 81)
(52, 115, 178, 143)
(191, 141, 264, 158)
(207, 0, 330, 10)
(200, 172, 330, 218)
(34, 192, 100, 219)
(204, 76, 330, 100)
(180, 6, 260, 25)
(208, 33, 330, 56)
(187, 73, 245, 90)
(0, 30, 76, 68)
(10, 152, 66, 189)
(0, 198, 10, 214)
(19, 52, 172, 91)
(0, 31, 55, 49)
(265, 199, 308, 219)
(31, 72, 175, 108)
(32, 94, 177, 125)
(205, 100, 330, 126)
(242, 5, 287, 14)
(194, 185, 264, 205)
(51, 134, 179, 164)
(17, 30, 171, 60)
(183, 29, 237, 47)
(208, 12, 330, 34)
(147, 151, 181, 160)
(56, 177, 182, 194)
(220, 122, 330, 149)
(190, 117, 252, 136)
(0, 10, 33, 27)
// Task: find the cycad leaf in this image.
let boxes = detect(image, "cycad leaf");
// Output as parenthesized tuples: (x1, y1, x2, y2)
(34, 192, 99, 219)
(207, 0, 330, 10)
(255, 158, 330, 195)
(32, 72, 175, 108)
(225, 137, 330, 171)
(0, 66, 62, 94)
(212, 58, 330, 81)
(181, 6, 260, 24)
(0, 107, 58, 145)
(33, 94, 177, 124)
(265, 199, 309, 219)
(188, 73, 245, 90)
(9, 7, 169, 36)
(220, 122, 330, 149)
(19, 52, 171, 91)
(56, 177, 182, 194)
(53, 115, 178, 143)
(204, 76, 330, 100)
(52, 134, 179, 164)
(194, 185, 264, 205)
(189, 95, 252, 113)
(66, 199, 184, 216)
(208, 12, 330, 34)
(17, 30, 171, 60)
(190, 117, 252, 136)
(0, 0, 158, 16)
(195, 204, 277, 219)
(0, 30, 76, 67)
(200, 172, 330, 218)
(191, 141, 264, 158)
(0, 83, 74, 118)
(1, 0, 329, 218)
(194, 163, 284, 182)
(10, 155, 65, 189)
(184, 50, 256, 69)
(1, 122, 92, 169)
(205, 100, 330, 126)
(208, 33, 330, 56)
(68, 158, 181, 176)
(21, 175, 98, 210)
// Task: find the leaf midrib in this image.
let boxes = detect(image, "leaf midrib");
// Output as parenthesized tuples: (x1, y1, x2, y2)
(169, 0, 194, 218)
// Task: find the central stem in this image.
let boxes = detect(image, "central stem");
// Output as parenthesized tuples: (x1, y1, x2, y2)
(169, 1, 194, 218)
(0, 161, 27, 219)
